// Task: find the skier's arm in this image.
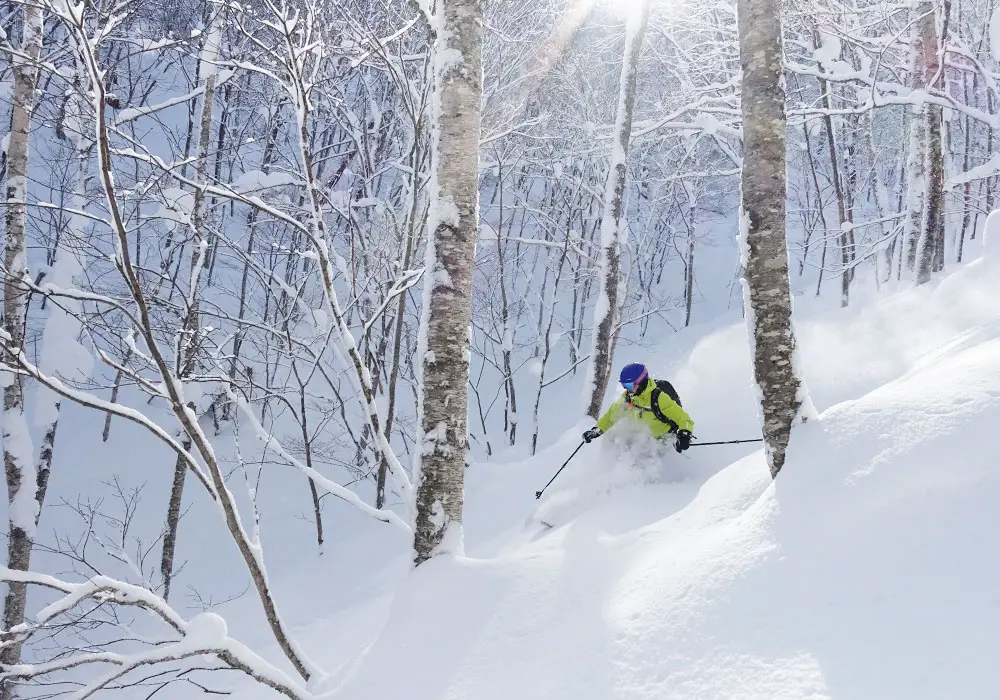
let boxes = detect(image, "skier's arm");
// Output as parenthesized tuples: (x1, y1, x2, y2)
(656, 392, 694, 433)
(595, 394, 625, 433)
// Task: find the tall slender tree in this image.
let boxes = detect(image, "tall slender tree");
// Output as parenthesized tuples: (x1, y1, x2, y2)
(913, 0, 945, 285)
(413, 0, 484, 565)
(160, 8, 221, 602)
(1, 3, 45, 696)
(736, 0, 814, 478)
(583, 0, 650, 419)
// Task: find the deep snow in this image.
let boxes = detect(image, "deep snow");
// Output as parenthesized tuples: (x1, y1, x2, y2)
(170, 246, 1000, 700)
(8, 242, 1000, 699)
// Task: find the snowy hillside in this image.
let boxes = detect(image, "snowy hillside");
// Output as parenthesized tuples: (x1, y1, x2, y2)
(163, 241, 1000, 700)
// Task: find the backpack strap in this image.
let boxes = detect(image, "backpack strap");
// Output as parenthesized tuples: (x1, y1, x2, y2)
(649, 386, 679, 433)
(655, 379, 682, 406)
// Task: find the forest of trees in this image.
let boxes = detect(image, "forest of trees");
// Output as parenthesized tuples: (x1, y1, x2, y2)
(0, 0, 994, 693)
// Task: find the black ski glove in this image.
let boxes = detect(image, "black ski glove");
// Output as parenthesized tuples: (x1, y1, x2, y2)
(674, 429, 692, 453)
(583, 427, 603, 443)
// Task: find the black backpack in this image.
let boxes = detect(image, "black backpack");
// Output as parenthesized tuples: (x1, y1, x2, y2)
(649, 379, 682, 431)
(652, 379, 682, 407)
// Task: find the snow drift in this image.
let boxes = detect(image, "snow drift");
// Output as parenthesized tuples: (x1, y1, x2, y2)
(87, 251, 998, 700)
(312, 255, 1000, 700)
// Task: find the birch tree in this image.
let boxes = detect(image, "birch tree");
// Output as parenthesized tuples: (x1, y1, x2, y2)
(736, 0, 814, 478)
(160, 8, 222, 603)
(1, 3, 45, 694)
(583, 0, 650, 419)
(412, 0, 484, 565)
(913, 0, 946, 285)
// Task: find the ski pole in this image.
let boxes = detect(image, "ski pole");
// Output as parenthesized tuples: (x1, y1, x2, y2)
(690, 438, 764, 447)
(535, 440, 586, 499)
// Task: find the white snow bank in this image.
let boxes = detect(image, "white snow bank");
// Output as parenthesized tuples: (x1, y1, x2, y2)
(328, 315, 1000, 700)
(321, 258, 1000, 700)
(201, 257, 1000, 700)
(606, 330, 1000, 699)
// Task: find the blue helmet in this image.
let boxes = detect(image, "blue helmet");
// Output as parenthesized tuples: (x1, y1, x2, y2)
(619, 362, 648, 391)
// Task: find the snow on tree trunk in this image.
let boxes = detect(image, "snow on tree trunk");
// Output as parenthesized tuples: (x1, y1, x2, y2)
(736, 0, 815, 479)
(583, 0, 650, 420)
(413, 0, 483, 566)
(1, 4, 44, 696)
(903, 105, 926, 273)
(916, 101, 945, 284)
(913, 0, 945, 285)
(161, 15, 220, 601)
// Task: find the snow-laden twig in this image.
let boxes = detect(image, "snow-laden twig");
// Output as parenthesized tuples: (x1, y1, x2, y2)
(0, 569, 312, 700)
(0, 347, 214, 493)
(112, 71, 235, 126)
(231, 391, 411, 533)
(39, 1, 324, 682)
(362, 267, 425, 335)
(785, 57, 1000, 129)
(250, 0, 414, 510)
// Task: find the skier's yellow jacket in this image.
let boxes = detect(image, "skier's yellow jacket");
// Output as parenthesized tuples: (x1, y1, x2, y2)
(595, 379, 694, 439)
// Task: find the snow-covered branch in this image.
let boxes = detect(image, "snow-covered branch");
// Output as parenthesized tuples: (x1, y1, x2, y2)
(0, 569, 312, 700)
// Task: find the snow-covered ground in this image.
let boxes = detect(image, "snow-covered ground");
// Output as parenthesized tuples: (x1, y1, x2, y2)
(12, 240, 1000, 699)
(159, 244, 1000, 700)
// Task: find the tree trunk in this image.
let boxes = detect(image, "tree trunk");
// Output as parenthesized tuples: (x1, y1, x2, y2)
(909, 0, 945, 283)
(904, 109, 927, 272)
(102, 357, 129, 442)
(495, 170, 517, 446)
(736, 0, 813, 478)
(0, 4, 44, 700)
(932, 0, 951, 274)
(957, 71, 973, 264)
(413, 0, 484, 566)
(17, 65, 92, 665)
(798, 103, 832, 294)
(295, 370, 323, 551)
(684, 220, 696, 327)
(583, 0, 650, 419)
(1, 5, 44, 697)
(377, 140, 421, 509)
(917, 100, 945, 284)
(160, 448, 188, 601)
(161, 15, 221, 601)
(813, 31, 852, 308)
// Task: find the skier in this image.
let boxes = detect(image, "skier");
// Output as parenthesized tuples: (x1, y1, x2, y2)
(582, 362, 694, 453)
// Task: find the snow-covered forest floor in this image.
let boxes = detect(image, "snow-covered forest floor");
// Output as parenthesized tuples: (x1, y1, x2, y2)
(4, 0, 999, 691)
(95, 234, 998, 700)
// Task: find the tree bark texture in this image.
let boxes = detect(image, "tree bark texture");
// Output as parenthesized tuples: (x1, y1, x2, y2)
(160, 446, 189, 601)
(917, 100, 945, 283)
(684, 194, 696, 327)
(583, 1, 650, 419)
(736, 0, 809, 478)
(913, 0, 945, 284)
(1, 6, 44, 697)
(413, 0, 484, 565)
